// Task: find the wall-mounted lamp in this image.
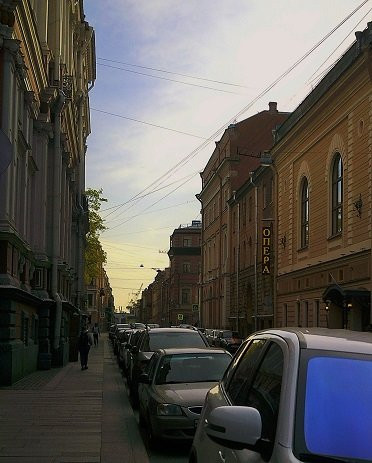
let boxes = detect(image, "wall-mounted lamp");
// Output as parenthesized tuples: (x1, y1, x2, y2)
(325, 300, 330, 311)
(280, 234, 287, 249)
(353, 193, 363, 217)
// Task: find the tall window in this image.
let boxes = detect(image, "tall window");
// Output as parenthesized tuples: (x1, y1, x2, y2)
(331, 153, 343, 235)
(300, 178, 309, 248)
(181, 288, 191, 304)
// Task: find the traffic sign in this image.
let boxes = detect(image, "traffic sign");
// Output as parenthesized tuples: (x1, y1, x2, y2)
(177, 313, 184, 321)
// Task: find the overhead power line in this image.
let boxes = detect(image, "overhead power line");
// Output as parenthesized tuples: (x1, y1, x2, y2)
(97, 62, 244, 95)
(91, 108, 207, 140)
(101, 2, 367, 227)
(97, 57, 250, 88)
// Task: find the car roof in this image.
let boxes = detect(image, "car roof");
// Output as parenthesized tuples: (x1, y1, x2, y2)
(146, 327, 202, 334)
(253, 327, 372, 354)
(155, 347, 232, 355)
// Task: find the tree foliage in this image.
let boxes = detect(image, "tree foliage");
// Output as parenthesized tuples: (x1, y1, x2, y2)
(84, 188, 108, 284)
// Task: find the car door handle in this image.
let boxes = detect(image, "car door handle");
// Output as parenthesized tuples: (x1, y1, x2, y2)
(218, 450, 226, 463)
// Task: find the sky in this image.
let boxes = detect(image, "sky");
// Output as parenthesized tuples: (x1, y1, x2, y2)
(83, 0, 371, 311)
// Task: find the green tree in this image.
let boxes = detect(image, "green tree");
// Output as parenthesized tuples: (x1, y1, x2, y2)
(84, 188, 108, 284)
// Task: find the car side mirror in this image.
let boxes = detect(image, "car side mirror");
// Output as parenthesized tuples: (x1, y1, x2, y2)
(138, 373, 150, 384)
(205, 406, 262, 451)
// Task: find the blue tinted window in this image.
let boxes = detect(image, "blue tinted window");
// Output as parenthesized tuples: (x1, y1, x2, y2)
(305, 356, 372, 460)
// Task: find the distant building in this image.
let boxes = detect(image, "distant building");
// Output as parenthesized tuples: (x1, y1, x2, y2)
(168, 221, 202, 326)
(86, 267, 114, 330)
(0, 1, 95, 384)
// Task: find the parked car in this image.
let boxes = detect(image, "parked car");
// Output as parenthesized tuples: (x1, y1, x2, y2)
(116, 329, 132, 366)
(111, 323, 130, 347)
(113, 327, 130, 355)
(128, 327, 209, 406)
(126, 329, 147, 382)
(108, 324, 116, 341)
(120, 329, 142, 375)
(214, 330, 243, 354)
(204, 329, 215, 346)
(138, 347, 232, 448)
(189, 328, 372, 463)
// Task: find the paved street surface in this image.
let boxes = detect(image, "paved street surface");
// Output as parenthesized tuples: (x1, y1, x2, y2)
(0, 334, 150, 463)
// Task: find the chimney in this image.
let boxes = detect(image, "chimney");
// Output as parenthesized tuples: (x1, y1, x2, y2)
(268, 102, 277, 113)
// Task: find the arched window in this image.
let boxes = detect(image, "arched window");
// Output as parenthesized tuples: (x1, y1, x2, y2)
(331, 154, 343, 235)
(300, 178, 309, 248)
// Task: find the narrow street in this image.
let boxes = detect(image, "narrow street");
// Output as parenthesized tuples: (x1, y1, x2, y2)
(0, 335, 189, 463)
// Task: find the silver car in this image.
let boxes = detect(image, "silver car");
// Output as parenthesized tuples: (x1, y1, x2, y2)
(190, 328, 372, 463)
(138, 347, 232, 448)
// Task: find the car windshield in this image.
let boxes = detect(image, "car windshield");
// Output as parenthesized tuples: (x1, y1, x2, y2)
(155, 353, 231, 384)
(295, 350, 372, 462)
(148, 332, 206, 350)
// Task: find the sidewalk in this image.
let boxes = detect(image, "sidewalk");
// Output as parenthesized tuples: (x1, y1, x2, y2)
(0, 334, 149, 463)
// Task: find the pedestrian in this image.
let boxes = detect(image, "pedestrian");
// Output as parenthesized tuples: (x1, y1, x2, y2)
(78, 327, 92, 370)
(92, 322, 100, 346)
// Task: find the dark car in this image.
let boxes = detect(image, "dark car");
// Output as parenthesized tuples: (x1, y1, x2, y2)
(126, 329, 146, 381)
(128, 327, 209, 406)
(214, 330, 243, 353)
(138, 347, 232, 447)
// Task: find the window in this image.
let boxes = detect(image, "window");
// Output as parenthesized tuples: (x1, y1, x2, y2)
(183, 237, 192, 247)
(300, 178, 309, 247)
(244, 343, 283, 443)
(181, 288, 191, 304)
(225, 340, 283, 448)
(183, 262, 191, 273)
(225, 339, 266, 403)
(331, 153, 343, 235)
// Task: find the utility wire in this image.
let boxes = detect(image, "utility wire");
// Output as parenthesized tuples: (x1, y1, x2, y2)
(105, 174, 197, 230)
(105, 200, 198, 224)
(101, 173, 198, 213)
(97, 57, 250, 88)
(307, 7, 372, 85)
(102, 1, 367, 227)
(97, 62, 244, 95)
(91, 108, 207, 140)
(102, 173, 198, 220)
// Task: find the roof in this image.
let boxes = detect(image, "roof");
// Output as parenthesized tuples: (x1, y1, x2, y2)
(255, 327, 372, 354)
(275, 22, 372, 143)
(147, 328, 203, 335)
(155, 347, 231, 355)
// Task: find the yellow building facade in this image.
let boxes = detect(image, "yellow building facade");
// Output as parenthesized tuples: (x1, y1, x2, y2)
(272, 24, 372, 330)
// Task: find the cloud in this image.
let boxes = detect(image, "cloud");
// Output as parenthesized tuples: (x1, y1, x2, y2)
(84, 0, 368, 309)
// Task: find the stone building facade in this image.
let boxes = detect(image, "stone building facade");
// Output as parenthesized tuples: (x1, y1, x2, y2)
(198, 103, 289, 331)
(168, 221, 201, 326)
(272, 23, 372, 330)
(0, 0, 95, 384)
(228, 163, 275, 337)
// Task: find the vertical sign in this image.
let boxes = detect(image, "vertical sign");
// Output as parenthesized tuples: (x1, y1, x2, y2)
(262, 227, 271, 274)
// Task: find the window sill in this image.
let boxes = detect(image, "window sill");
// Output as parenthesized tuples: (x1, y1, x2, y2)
(297, 245, 308, 253)
(327, 232, 342, 241)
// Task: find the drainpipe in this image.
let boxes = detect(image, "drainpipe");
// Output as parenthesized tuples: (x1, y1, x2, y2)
(250, 174, 259, 332)
(52, 91, 65, 350)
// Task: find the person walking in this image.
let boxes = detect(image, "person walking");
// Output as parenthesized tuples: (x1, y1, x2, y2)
(78, 327, 92, 370)
(92, 323, 100, 347)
